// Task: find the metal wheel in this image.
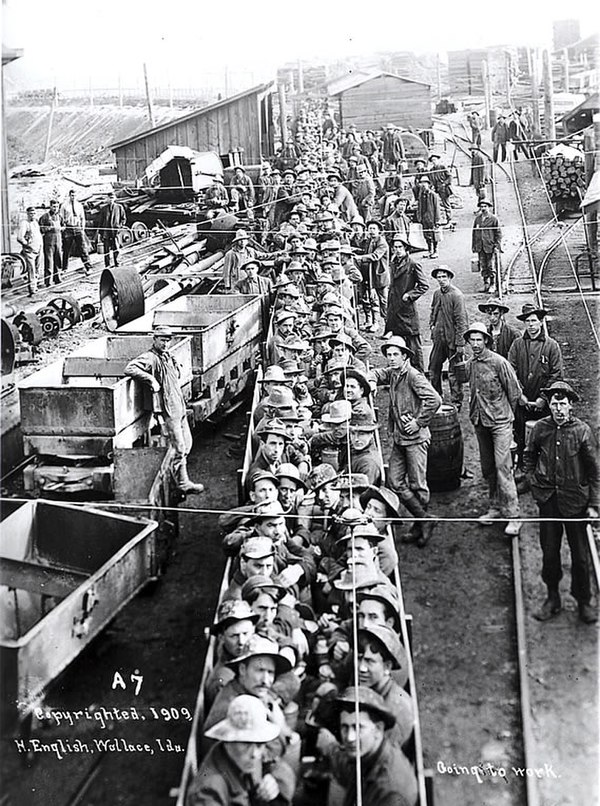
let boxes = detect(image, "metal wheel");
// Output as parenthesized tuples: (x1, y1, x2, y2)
(99, 267, 144, 331)
(119, 227, 134, 246)
(38, 312, 62, 338)
(1, 318, 18, 376)
(46, 295, 82, 329)
(80, 300, 96, 320)
(131, 221, 150, 241)
(13, 312, 43, 345)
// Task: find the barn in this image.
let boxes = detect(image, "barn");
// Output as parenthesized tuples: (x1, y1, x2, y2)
(110, 82, 276, 184)
(327, 71, 432, 131)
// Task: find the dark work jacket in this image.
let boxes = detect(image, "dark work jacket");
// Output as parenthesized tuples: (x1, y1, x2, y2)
(357, 234, 389, 288)
(507, 332, 563, 400)
(488, 321, 520, 359)
(524, 416, 600, 514)
(385, 255, 429, 336)
(331, 738, 418, 806)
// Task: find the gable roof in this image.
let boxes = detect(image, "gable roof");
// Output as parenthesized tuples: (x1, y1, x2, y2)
(559, 92, 600, 123)
(327, 70, 430, 96)
(109, 81, 274, 151)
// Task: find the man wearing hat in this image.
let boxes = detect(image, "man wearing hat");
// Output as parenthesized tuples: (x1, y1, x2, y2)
(469, 143, 487, 199)
(96, 190, 127, 268)
(254, 369, 293, 426)
(325, 305, 370, 360)
(384, 194, 411, 241)
(38, 199, 64, 287)
(524, 381, 599, 624)
(223, 229, 256, 292)
(276, 463, 308, 532)
(18, 206, 43, 295)
(372, 335, 441, 547)
(204, 600, 259, 710)
(491, 114, 509, 163)
(234, 258, 272, 295)
(472, 198, 502, 293)
(508, 303, 563, 470)
(478, 298, 520, 359)
(464, 321, 523, 535)
(415, 175, 441, 259)
(248, 418, 292, 482)
(385, 236, 429, 372)
(428, 154, 454, 229)
(124, 326, 204, 495)
(429, 265, 468, 409)
(204, 173, 230, 216)
(327, 171, 359, 223)
(187, 695, 295, 806)
(344, 415, 382, 486)
(351, 162, 377, 222)
(325, 686, 418, 806)
(355, 220, 390, 333)
(273, 170, 298, 228)
(382, 124, 405, 170)
(229, 165, 255, 217)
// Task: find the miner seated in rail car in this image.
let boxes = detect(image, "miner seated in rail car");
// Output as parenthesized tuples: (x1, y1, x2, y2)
(314, 687, 418, 806)
(276, 463, 308, 534)
(187, 695, 296, 806)
(254, 366, 294, 425)
(249, 419, 309, 485)
(218, 471, 280, 533)
(310, 399, 352, 460)
(204, 599, 259, 713)
(253, 386, 298, 443)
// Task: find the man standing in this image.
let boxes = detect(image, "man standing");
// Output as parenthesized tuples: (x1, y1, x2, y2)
(372, 335, 441, 547)
(97, 190, 127, 268)
(384, 195, 412, 242)
(428, 266, 468, 410)
(508, 302, 564, 470)
(416, 176, 441, 259)
(229, 166, 255, 218)
(477, 297, 520, 359)
(524, 382, 599, 624)
(469, 144, 487, 200)
(428, 153, 454, 229)
(38, 199, 64, 286)
(471, 198, 502, 293)
(491, 115, 509, 163)
(465, 322, 522, 536)
(17, 207, 43, 296)
(124, 325, 204, 495)
(223, 230, 256, 292)
(234, 259, 272, 295)
(351, 163, 376, 223)
(354, 220, 389, 333)
(60, 189, 92, 275)
(468, 110, 482, 145)
(384, 235, 429, 372)
(327, 171, 358, 223)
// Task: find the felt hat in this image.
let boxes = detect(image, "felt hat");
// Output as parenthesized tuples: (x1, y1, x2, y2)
(276, 462, 308, 491)
(321, 399, 352, 424)
(478, 297, 509, 315)
(381, 334, 413, 358)
(227, 635, 292, 675)
(333, 567, 381, 591)
(334, 685, 396, 729)
(259, 365, 291, 385)
(431, 265, 455, 279)
(248, 470, 280, 488)
(329, 332, 356, 352)
(332, 473, 371, 493)
(281, 336, 310, 352)
(255, 417, 291, 440)
(464, 321, 493, 344)
(249, 500, 286, 522)
(241, 535, 275, 560)
(365, 219, 384, 230)
(275, 308, 297, 326)
(263, 386, 296, 409)
(316, 273, 336, 286)
(356, 585, 401, 631)
(359, 486, 402, 520)
(516, 302, 548, 321)
(232, 229, 250, 243)
(241, 574, 286, 602)
(153, 325, 174, 338)
(337, 521, 385, 545)
(210, 599, 260, 635)
(358, 625, 407, 672)
(204, 695, 281, 743)
(240, 259, 261, 272)
(541, 381, 580, 402)
(310, 463, 339, 491)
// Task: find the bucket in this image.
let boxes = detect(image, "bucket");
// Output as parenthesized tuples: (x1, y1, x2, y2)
(427, 404, 464, 491)
(321, 448, 339, 471)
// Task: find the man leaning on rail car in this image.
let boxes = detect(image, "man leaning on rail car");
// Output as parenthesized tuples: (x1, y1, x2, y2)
(524, 381, 599, 624)
(124, 325, 204, 495)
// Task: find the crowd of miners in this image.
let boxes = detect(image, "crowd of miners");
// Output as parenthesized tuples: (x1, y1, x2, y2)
(179, 105, 599, 806)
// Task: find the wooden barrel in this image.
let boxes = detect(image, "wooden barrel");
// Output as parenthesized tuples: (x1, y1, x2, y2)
(427, 404, 464, 491)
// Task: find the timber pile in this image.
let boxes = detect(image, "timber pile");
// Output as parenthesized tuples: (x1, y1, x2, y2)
(542, 152, 587, 210)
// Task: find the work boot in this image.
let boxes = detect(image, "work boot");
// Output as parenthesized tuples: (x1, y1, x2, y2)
(533, 589, 561, 621)
(402, 522, 421, 544)
(402, 494, 437, 548)
(177, 462, 205, 495)
(578, 602, 598, 624)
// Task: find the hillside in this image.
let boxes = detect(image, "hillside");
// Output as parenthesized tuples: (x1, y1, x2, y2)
(5, 104, 194, 167)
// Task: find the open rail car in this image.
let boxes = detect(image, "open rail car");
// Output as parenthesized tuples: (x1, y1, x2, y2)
(174, 299, 434, 805)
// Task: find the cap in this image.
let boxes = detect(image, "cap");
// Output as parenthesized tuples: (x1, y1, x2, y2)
(204, 695, 281, 743)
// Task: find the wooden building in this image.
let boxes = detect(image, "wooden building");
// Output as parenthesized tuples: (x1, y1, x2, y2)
(560, 93, 600, 134)
(110, 82, 275, 184)
(328, 71, 432, 130)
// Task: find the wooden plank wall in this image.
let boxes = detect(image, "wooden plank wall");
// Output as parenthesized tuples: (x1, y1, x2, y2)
(339, 75, 432, 131)
(115, 94, 265, 182)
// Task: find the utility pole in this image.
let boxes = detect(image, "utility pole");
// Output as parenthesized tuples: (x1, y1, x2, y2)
(531, 48, 541, 134)
(542, 49, 556, 140)
(143, 63, 155, 127)
(297, 60, 304, 94)
(482, 59, 491, 128)
(43, 86, 58, 163)
(563, 48, 570, 92)
(278, 83, 288, 147)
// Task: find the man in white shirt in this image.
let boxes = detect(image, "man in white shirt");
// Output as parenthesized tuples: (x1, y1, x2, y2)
(17, 207, 43, 296)
(59, 189, 92, 276)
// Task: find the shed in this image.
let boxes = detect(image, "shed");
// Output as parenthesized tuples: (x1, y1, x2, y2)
(110, 82, 275, 184)
(560, 93, 600, 134)
(328, 71, 432, 131)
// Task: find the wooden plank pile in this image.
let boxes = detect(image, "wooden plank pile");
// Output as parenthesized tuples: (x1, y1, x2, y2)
(542, 152, 587, 210)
